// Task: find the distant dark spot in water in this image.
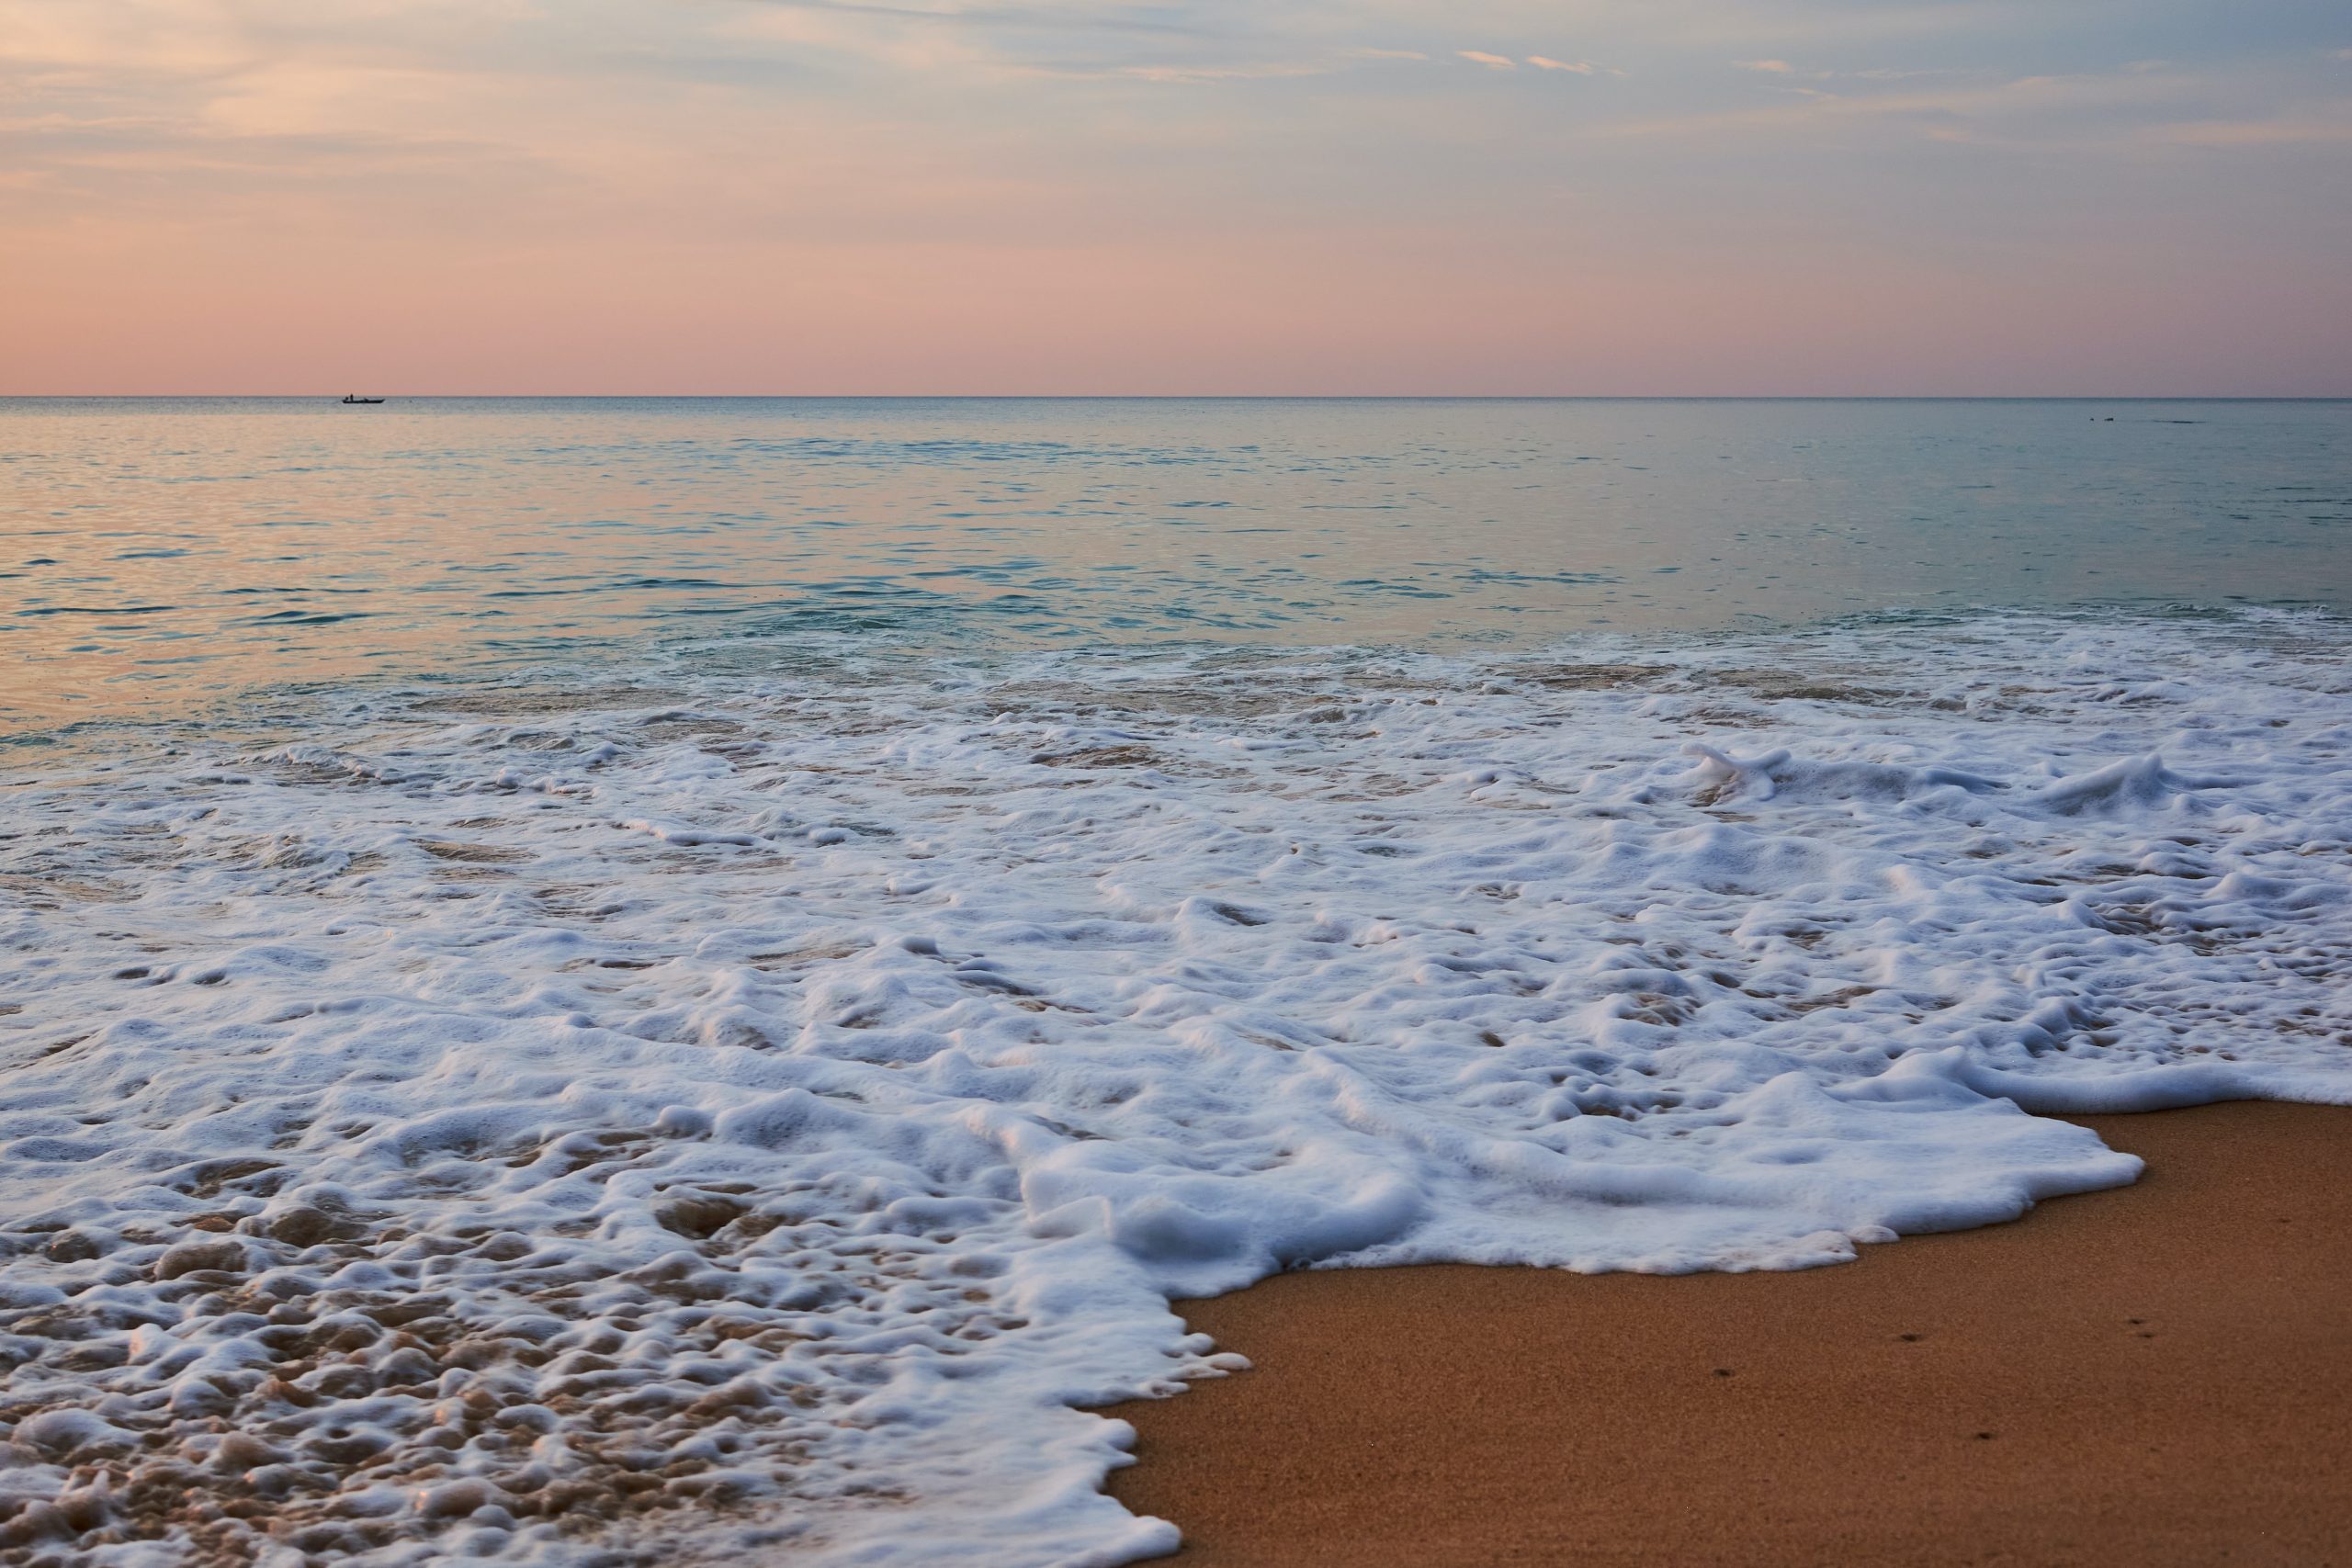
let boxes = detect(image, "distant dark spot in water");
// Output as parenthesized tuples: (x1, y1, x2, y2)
(1713, 1368, 1734, 1378)
(1974, 1431, 1996, 1440)
(246, 610, 369, 626)
(1898, 1332, 1922, 1342)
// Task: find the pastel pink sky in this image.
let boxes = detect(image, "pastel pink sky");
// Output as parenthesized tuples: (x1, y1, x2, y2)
(5, 0, 2348, 394)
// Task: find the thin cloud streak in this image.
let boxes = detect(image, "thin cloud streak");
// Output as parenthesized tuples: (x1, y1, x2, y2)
(725, 0, 1206, 38)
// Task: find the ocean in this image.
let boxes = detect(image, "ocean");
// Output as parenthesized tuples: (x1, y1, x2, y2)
(2, 399, 2349, 1564)
(6, 397, 2348, 732)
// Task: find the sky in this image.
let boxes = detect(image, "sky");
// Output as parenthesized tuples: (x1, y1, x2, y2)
(3, 0, 2348, 394)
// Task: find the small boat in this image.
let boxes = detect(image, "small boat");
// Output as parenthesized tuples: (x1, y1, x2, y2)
(341, 394, 385, 404)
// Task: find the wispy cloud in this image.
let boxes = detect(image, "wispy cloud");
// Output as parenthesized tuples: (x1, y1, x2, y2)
(1049, 58, 1336, 83)
(729, 0, 1202, 39)
(6, 0, 2348, 394)
(2155, 113, 2352, 147)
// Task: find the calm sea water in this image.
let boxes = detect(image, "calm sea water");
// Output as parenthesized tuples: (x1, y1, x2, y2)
(7, 400, 2352, 1562)
(3, 397, 2346, 731)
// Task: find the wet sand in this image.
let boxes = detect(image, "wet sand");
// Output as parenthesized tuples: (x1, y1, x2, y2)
(1104, 1102, 2352, 1566)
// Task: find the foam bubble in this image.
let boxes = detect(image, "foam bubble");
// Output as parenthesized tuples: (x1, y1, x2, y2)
(2, 612, 2347, 1562)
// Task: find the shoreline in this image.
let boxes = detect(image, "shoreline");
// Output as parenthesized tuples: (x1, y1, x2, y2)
(9, 609, 2351, 1565)
(1104, 1101, 2352, 1566)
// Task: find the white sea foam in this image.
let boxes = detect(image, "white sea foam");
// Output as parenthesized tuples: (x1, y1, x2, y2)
(2, 612, 2349, 1564)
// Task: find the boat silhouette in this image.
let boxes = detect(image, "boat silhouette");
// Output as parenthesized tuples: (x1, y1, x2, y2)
(341, 394, 385, 404)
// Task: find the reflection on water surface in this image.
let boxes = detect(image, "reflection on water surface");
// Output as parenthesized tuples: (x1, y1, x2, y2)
(3, 397, 2346, 730)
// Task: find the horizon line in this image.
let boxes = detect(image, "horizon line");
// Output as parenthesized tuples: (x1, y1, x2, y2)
(6, 393, 2350, 403)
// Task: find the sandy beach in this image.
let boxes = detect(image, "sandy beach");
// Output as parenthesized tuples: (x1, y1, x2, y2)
(1105, 1101, 2352, 1566)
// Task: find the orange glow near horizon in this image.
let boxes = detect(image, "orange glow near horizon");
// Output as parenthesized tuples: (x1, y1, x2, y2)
(5, 1, 2349, 395)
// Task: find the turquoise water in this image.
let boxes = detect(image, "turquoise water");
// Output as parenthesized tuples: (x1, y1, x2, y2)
(3, 397, 2346, 730)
